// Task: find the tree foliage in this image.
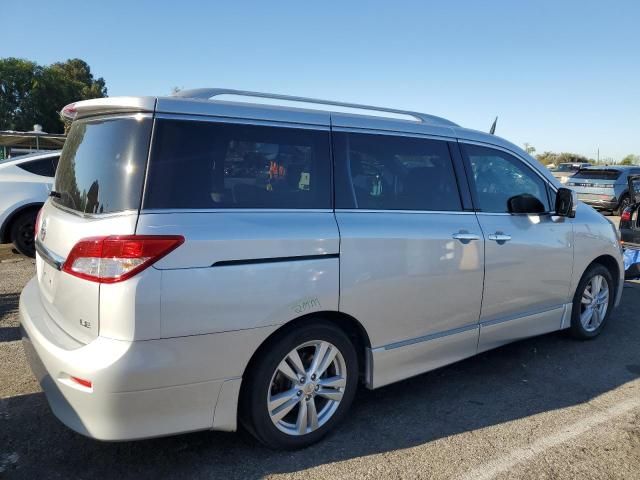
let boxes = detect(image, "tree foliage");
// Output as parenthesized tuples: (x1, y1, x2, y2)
(620, 154, 639, 165)
(0, 57, 107, 133)
(535, 151, 589, 166)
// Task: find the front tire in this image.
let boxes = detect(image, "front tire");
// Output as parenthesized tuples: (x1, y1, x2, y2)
(570, 264, 614, 339)
(240, 321, 358, 449)
(10, 210, 37, 257)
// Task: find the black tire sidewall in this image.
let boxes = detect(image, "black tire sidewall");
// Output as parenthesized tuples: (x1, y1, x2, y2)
(242, 322, 358, 449)
(10, 211, 37, 257)
(570, 264, 614, 339)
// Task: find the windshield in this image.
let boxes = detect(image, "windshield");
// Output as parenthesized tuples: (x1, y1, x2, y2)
(53, 116, 152, 214)
(572, 169, 621, 180)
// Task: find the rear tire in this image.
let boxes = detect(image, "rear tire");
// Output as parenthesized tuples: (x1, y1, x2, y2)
(569, 264, 614, 339)
(240, 321, 358, 449)
(10, 210, 37, 257)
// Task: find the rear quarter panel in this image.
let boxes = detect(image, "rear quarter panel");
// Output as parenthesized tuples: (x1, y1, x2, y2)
(136, 211, 340, 338)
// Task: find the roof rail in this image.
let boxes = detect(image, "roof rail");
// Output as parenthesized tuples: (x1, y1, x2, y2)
(172, 88, 459, 127)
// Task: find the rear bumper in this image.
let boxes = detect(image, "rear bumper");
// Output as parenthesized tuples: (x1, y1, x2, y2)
(577, 195, 618, 210)
(19, 277, 274, 440)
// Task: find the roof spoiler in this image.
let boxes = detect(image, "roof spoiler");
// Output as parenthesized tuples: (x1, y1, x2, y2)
(60, 97, 156, 121)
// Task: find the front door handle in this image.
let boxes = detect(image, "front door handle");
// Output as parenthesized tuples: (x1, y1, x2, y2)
(452, 232, 480, 243)
(488, 232, 512, 243)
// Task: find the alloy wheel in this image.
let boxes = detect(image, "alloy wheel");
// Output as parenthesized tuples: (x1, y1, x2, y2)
(580, 274, 609, 332)
(267, 340, 347, 436)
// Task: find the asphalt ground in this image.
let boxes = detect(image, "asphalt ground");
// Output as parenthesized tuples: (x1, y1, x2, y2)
(1, 241, 639, 480)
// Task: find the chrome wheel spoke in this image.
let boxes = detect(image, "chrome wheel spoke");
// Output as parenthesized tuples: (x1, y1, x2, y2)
(308, 342, 329, 375)
(317, 387, 343, 402)
(318, 375, 346, 389)
(581, 306, 593, 327)
(270, 395, 301, 424)
(307, 398, 319, 431)
(269, 388, 299, 411)
(277, 359, 299, 383)
(287, 349, 306, 377)
(295, 397, 308, 434)
(315, 346, 339, 377)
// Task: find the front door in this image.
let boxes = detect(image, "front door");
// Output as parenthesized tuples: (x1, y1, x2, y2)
(461, 143, 574, 352)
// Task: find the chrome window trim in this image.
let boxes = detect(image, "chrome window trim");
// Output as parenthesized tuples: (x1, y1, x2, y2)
(331, 125, 456, 142)
(154, 113, 330, 131)
(49, 201, 139, 219)
(139, 208, 335, 215)
(335, 209, 475, 215)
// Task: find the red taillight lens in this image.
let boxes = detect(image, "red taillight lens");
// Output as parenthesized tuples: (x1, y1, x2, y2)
(621, 208, 632, 222)
(34, 209, 43, 240)
(70, 376, 93, 389)
(62, 235, 184, 283)
(61, 103, 77, 120)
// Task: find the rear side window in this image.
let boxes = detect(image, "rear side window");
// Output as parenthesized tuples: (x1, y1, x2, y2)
(333, 132, 462, 211)
(144, 120, 331, 210)
(572, 169, 621, 180)
(54, 117, 152, 214)
(17, 156, 58, 177)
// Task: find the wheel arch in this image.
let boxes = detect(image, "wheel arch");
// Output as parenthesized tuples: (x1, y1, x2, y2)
(585, 254, 621, 298)
(0, 202, 43, 243)
(239, 310, 372, 397)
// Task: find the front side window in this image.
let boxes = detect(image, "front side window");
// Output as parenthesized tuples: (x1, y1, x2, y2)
(144, 120, 331, 209)
(333, 132, 462, 211)
(465, 145, 550, 213)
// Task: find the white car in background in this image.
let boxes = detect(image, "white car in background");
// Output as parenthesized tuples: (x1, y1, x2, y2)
(0, 151, 60, 256)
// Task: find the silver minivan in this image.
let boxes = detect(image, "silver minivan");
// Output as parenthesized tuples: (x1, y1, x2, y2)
(20, 89, 624, 449)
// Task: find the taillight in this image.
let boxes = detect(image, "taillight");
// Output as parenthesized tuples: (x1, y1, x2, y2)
(34, 208, 43, 240)
(621, 208, 632, 222)
(61, 103, 77, 120)
(62, 235, 184, 283)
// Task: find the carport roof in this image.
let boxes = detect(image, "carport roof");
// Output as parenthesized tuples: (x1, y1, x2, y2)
(0, 130, 66, 149)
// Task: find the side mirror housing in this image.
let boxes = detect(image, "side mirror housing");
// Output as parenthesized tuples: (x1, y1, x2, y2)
(507, 194, 546, 214)
(555, 187, 577, 218)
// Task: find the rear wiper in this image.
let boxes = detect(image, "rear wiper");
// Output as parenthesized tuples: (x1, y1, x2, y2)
(49, 190, 62, 198)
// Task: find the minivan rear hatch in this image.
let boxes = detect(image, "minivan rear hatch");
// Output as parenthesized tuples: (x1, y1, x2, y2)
(36, 114, 153, 343)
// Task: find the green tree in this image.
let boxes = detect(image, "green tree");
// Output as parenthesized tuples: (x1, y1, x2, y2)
(0, 57, 107, 133)
(620, 154, 639, 165)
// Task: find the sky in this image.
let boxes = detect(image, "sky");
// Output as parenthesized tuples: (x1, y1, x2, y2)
(3, 0, 639, 161)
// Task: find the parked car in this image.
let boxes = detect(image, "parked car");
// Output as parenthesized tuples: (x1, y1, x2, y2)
(620, 174, 640, 278)
(565, 165, 640, 215)
(550, 162, 592, 184)
(0, 150, 60, 256)
(20, 89, 624, 449)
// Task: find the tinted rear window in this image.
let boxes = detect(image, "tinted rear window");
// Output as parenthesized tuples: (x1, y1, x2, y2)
(143, 120, 331, 210)
(572, 169, 621, 180)
(17, 156, 58, 177)
(53, 117, 152, 214)
(333, 132, 462, 211)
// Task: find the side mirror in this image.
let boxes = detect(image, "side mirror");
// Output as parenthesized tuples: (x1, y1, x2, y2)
(555, 187, 577, 218)
(507, 194, 546, 214)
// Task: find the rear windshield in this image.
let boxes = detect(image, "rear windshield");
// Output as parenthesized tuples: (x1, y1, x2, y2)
(572, 169, 621, 180)
(53, 117, 152, 214)
(143, 120, 331, 209)
(555, 163, 581, 172)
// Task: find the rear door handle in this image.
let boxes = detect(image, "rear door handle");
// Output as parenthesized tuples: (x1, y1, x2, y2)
(488, 232, 512, 243)
(452, 232, 480, 243)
